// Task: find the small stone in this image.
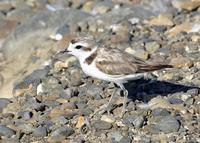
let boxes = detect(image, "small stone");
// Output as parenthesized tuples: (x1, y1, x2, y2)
(125, 48, 149, 60)
(170, 56, 193, 68)
(132, 116, 144, 128)
(82, 1, 94, 12)
(54, 58, 75, 71)
(17, 124, 35, 134)
(101, 115, 115, 123)
(166, 22, 195, 37)
(33, 126, 47, 137)
(49, 127, 74, 142)
(145, 41, 160, 54)
(92, 120, 112, 130)
(53, 116, 68, 125)
(70, 69, 83, 86)
(0, 98, 11, 109)
(172, 0, 200, 11)
(152, 108, 170, 117)
(76, 116, 85, 128)
(155, 116, 180, 133)
(187, 88, 199, 95)
(49, 108, 65, 119)
(37, 83, 43, 95)
(191, 35, 200, 42)
(62, 102, 77, 110)
(20, 111, 33, 120)
(0, 125, 16, 138)
(185, 97, 194, 106)
(111, 131, 123, 142)
(169, 98, 183, 104)
(147, 13, 173, 26)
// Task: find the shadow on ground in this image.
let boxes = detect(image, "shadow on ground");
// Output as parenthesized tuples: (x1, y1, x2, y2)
(124, 78, 200, 102)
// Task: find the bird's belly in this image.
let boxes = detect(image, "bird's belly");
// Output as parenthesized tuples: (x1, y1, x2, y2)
(80, 62, 119, 82)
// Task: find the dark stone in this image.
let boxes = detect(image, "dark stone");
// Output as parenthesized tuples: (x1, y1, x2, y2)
(33, 126, 47, 137)
(92, 120, 112, 130)
(0, 125, 16, 137)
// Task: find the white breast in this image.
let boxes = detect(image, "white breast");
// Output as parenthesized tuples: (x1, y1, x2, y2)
(80, 60, 143, 84)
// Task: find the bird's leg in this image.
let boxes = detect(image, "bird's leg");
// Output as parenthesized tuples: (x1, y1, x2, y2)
(92, 86, 117, 116)
(105, 88, 117, 115)
(118, 84, 128, 118)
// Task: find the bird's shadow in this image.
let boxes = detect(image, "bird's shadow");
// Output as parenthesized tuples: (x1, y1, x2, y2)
(124, 78, 200, 103)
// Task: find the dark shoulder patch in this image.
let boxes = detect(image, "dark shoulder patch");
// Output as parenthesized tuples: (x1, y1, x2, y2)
(84, 51, 97, 65)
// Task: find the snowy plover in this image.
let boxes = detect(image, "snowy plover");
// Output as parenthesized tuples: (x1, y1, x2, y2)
(59, 36, 173, 116)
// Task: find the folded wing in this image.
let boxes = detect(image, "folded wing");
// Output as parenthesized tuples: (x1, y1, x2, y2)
(95, 48, 172, 75)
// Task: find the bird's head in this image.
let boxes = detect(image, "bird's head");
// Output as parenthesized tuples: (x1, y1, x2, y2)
(60, 36, 97, 61)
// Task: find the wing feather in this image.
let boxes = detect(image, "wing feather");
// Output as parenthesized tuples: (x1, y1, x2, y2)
(95, 48, 172, 75)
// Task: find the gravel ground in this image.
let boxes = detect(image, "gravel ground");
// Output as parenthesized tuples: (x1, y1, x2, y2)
(0, 0, 200, 142)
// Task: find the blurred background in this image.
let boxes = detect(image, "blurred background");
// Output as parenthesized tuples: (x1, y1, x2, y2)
(0, 0, 200, 142)
(0, 0, 199, 98)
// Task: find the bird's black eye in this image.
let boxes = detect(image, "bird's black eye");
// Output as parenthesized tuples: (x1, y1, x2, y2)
(75, 45, 83, 49)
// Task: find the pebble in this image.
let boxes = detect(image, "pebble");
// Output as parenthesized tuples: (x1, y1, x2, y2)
(19, 111, 33, 120)
(49, 127, 74, 142)
(70, 69, 83, 86)
(145, 41, 160, 54)
(0, 125, 16, 138)
(92, 120, 112, 130)
(132, 116, 144, 128)
(101, 115, 115, 123)
(33, 126, 47, 137)
(170, 56, 193, 68)
(111, 131, 123, 142)
(0, 98, 11, 109)
(152, 108, 170, 117)
(155, 116, 180, 133)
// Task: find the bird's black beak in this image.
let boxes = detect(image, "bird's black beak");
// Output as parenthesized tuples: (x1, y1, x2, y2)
(59, 48, 69, 54)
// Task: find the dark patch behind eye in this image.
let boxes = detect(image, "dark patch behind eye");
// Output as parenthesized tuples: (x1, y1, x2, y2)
(71, 39, 77, 44)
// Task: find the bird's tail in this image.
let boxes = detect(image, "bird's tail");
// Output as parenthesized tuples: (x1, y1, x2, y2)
(139, 64, 173, 72)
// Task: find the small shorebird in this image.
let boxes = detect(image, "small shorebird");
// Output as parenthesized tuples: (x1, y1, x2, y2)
(59, 36, 173, 116)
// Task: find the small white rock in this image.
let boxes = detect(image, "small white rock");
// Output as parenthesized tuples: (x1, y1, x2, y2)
(37, 83, 43, 95)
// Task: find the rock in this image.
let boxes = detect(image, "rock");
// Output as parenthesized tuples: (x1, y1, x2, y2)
(155, 116, 180, 133)
(76, 116, 85, 128)
(166, 22, 200, 37)
(169, 98, 183, 104)
(19, 111, 33, 120)
(49, 108, 66, 119)
(0, 125, 16, 138)
(54, 56, 76, 71)
(33, 126, 47, 137)
(133, 117, 144, 129)
(93, 1, 113, 14)
(152, 108, 170, 117)
(17, 124, 35, 134)
(62, 102, 77, 110)
(147, 13, 174, 26)
(111, 131, 123, 142)
(92, 120, 112, 130)
(145, 41, 160, 54)
(187, 88, 199, 95)
(125, 48, 149, 60)
(170, 56, 193, 68)
(70, 69, 83, 86)
(53, 116, 68, 125)
(49, 127, 74, 142)
(0, 98, 11, 109)
(172, 0, 200, 11)
(101, 115, 115, 123)
(82, 1, 94, 12)
(185, 97, 194, 106)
